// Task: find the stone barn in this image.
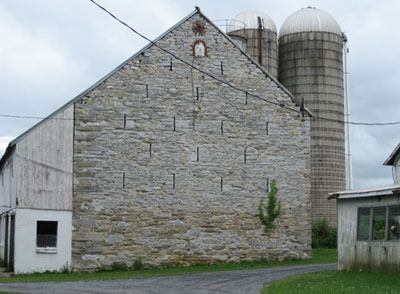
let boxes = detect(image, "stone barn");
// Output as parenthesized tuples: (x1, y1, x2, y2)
(0, 8, 311, 273)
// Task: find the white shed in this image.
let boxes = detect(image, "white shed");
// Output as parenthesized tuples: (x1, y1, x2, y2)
(330, 186, 400, 272)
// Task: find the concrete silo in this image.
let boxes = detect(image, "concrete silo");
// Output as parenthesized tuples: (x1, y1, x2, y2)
(278, 7, 345, 226)
(226, 11, 278, 78)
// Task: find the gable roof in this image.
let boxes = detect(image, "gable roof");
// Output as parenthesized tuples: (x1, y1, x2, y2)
(1, 7, 310, 166)
(384, 142, 400, 166)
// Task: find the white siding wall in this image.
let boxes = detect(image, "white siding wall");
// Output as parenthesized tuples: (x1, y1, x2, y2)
(394, 161, 400, 184)
(338, 195, 400, 272)
(14, 208, 72, 273)
(0, 215, 5, 260)
(16, 105, 74, 210)
(0, 151, 16, 260)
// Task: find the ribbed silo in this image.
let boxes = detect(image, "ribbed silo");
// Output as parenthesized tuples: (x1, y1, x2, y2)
(227, 11, 278, 78)
(278, 7, 345, 226)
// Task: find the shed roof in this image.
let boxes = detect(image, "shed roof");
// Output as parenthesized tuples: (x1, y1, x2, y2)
(383, 142, 400, 166)
(328, 184, 400, 200)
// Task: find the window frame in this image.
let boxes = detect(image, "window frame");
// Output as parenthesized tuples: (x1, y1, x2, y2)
(357, 205, 400, 242)
(36, 220, 58, 254)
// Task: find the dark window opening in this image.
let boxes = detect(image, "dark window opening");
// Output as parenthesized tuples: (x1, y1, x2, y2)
(37, 221, 57, 248)
(357, 205, 400, 241)
(372, 207, 386, 240)
(357, 208, 371, 241)
(389, 206, 400, 240)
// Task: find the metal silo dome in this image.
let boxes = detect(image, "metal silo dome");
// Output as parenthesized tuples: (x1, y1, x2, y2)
(279, 7, 342, 37)
(226, 10, 278, 78)
(227, 10, 277, 33)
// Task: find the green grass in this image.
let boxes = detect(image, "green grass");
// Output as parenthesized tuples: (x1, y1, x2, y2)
(0, 248, 336, 283)
(261, 270, 400, 294)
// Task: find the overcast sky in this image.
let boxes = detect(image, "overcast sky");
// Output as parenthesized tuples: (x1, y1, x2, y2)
(1, 0, 400, 190)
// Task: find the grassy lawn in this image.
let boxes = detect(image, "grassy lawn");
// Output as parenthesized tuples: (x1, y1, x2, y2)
(262, 270, 400, 294)
(0, 248, 336, 283)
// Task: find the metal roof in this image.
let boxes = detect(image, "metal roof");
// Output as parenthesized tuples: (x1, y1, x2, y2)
(384, 142, 400, 166)
(227, 10, 277, 33)
(279, 7, 342, 38)
(328, 184, 400, 200)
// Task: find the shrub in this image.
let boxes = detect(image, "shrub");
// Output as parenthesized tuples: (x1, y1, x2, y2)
(133, 257, 143, 270)
(110, 262, 129, 271)
(312, 218, 337, 248)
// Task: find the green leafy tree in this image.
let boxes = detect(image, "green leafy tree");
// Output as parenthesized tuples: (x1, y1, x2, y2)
(259, 179, 281, 232)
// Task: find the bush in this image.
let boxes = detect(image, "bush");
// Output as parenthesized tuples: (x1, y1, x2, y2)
(110, 262, 129, 271)
(133, 258, 142, 270)
(312, 218, 337, 248)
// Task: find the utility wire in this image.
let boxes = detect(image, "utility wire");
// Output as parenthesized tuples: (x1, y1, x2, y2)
(88, 0, 300, 114)
(2, 2, 399, 127)
(87, 0, 400, 127)
(2, 113, 400, 126)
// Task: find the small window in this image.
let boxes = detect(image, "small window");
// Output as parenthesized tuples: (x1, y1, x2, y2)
(192, 40, 207, 57)
(372, 207, 386, 240)
(357, 208, 371, 241)
(37, 221, 57, 248)
(389, 206, 400, 240)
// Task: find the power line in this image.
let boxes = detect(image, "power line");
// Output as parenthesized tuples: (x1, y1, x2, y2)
(1, 112, 400, 126)
(88, 0, 300, 115)
(312, 115, 400, 126)
(2, 2, 399, 127)
(87, 0, 400, 128)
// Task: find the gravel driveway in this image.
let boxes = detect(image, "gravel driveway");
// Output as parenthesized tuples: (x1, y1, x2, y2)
(0, 263, 336, 294)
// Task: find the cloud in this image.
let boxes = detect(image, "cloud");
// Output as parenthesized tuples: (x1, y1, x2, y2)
(0, 10, 85, 91)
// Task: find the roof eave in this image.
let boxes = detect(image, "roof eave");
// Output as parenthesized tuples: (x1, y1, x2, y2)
(6, 8, 199, 149)
(329, 186, 400, 200)
(383, 142, 400, 166)
(0, 144, 16, 171)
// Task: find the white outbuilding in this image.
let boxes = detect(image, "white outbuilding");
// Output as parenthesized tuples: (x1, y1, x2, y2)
(330, 143, 400, 272)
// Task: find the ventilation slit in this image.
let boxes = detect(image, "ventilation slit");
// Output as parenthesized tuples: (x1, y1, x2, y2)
(149, 143, 152, 159)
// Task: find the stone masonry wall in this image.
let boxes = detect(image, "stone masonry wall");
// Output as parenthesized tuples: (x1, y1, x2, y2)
(72, 11, 311, 271)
